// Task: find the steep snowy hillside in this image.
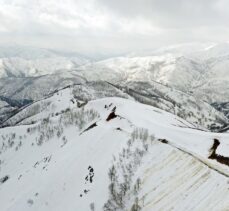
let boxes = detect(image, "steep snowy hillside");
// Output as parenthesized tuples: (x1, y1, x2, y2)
(76, 43, 229, 103)
(0, 72, 86, 101)
(0, 72, 87, 126)
(1, 43, 229, 129)
(115, 81, 227, 130)
(1, 84, 128, 127)
(212, 102, 229, 119)
(1, 43, 229, 103)
(0, 99, 18, 123)
(77, 55, 206, 92)
(212, 102, 229, 132)
(2, 82, 227, 131)
(0, 93, 229, 211)
(0, 46, 90, 78)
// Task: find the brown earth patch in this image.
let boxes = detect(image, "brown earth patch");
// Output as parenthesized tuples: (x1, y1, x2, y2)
(208, 139, 229, 166)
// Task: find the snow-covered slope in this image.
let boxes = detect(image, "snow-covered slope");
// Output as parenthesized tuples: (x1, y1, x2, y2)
(0, 72, 87, 126)
(115, 81, 227, 130)
(1, 43, 229, 127)
(2, 43, 229, 103)
(76, 43, 229, 103)
(0, 99, 18, 123)
(0, 72, 86, 101)
(212, 102, 229, 119)
(77, 55, 206, 92)
(0, 82, 130, 127)
(2, 82, 226, 131)
(0, 90, 229, 210)
(0, 46, 90, 78)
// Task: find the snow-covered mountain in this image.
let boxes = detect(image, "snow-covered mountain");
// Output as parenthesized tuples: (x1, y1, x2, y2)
(1, 43, 229, 130)
(0, 98, 18, 123)
(0, 70, 87, 124)
(0, 72, 86, 101)
(0, 46, 90, 78)
(115, 81, 227, 130)
(0, 87, 229, 211)
(77, 43, 229, 103)
(212, 102, 229, 119)
(1, 81, 227, 131)
(2, 43, 229, 104)
(2, 39, 229, 211)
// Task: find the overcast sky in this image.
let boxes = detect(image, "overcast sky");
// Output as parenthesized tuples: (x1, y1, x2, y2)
(0, 0, 229, 55)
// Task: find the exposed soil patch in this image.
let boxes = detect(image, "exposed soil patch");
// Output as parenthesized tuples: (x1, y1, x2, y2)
(106, 111, 117, 121)
(85, 166, 94, 183)
(106, 106, 117, 121)
(104, 103, 113, 109)
(0, 175, 9, 184)
(208, 139, 220, 158)
(208, 139, 229, 166)
(77, 101, 88, 108)
(80, 166, 95, 198)
(112, 106, 116, 112)
(158, 139, 168, 144)
(81, 122, 97, 134)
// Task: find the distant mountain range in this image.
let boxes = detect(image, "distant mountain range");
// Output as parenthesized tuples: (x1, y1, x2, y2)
(1, 86, 229, 211)
(1, 43, 229, 211)
(0, 46, 90, 78)
(1, 43, 229, 130)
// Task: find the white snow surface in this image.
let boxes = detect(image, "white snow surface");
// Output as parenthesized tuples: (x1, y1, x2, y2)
(76, 43, 229, 102)
(0, 93, 229, 211)
(0, 46, 89, 78)
(2, 43, 229, 103)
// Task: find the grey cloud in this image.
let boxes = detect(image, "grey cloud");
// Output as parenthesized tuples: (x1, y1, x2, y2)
(0, 0, 229, 55)
(98, 0, 229, 28)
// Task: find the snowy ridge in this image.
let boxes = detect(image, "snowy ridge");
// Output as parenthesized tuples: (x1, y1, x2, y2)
(76, 43, 229, 103)
(0, 72, 86, 101)
(114, 81, 227, 130)
(2, 82, 227, 131)
(0, 98, 19, 123)
(0, 90, 229, 210)
(1, 43, 229, 210)
(1, 43, 229, 119)
(0, 46, 90, 78)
